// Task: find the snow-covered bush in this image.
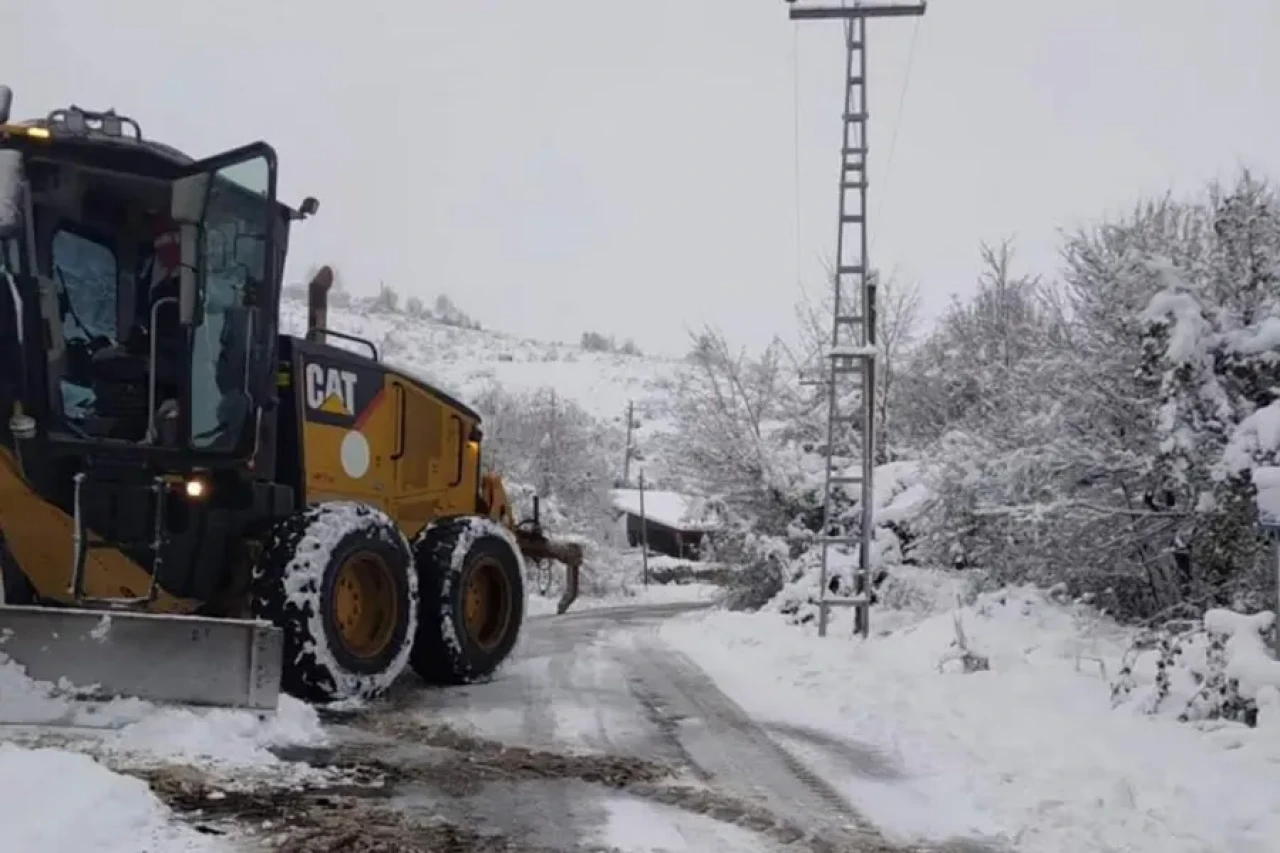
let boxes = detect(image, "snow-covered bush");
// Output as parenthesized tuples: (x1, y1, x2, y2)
(434, 294, 482, 330)
(1110, 607, 1280, 727)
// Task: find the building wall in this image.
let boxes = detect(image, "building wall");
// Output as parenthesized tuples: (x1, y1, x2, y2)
(624, 513, 706, 561)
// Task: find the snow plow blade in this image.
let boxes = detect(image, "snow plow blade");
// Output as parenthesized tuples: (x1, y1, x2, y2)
(0, 605, 283, 712)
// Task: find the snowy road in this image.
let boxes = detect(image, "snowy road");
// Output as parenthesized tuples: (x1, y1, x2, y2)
(209, 601, 1001, 852)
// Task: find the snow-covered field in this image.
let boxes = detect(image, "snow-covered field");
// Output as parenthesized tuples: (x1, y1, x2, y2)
(664, 571, 1280, 853)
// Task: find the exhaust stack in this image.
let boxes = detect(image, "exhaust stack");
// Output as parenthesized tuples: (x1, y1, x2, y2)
(306, 265, 334, 344)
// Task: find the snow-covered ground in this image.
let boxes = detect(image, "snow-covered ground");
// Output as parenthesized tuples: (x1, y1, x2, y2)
(0, 653, 331, 852)
(0, 576, 725, 853)
(527, 580, 723, 617)
(662, 571, 1280, 853)
(0, 743, 222, 853)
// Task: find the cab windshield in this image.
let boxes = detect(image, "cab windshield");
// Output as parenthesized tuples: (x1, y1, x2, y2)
(10, 141, 276, 454)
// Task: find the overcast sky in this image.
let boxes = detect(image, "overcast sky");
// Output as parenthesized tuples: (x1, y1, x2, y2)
(9, 0, 1280, 355)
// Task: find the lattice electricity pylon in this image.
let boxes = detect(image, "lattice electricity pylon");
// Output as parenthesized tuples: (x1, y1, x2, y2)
(788, 1, 926, 639)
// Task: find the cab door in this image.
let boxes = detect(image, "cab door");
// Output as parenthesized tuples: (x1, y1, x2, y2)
(170, 143, 278, 459)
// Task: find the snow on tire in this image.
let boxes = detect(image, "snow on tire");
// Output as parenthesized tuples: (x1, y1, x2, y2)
(409, 516, 526, 685)
(251, 501, 419, 704)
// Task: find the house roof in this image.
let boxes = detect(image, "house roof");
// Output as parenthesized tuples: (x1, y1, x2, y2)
(611, 489, 717, 532)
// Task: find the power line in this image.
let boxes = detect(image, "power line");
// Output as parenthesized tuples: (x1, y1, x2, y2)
(870, 14, 923, 254)
(792, 24, 804, 292)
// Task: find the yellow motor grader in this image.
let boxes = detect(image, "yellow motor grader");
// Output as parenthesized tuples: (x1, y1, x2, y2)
(0, 87, 581, 710)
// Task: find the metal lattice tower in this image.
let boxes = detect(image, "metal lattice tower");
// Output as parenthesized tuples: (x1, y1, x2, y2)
(789, 1, 926, 638)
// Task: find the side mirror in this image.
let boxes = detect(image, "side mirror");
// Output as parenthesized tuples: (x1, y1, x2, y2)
(292, 196, 319, 221)
(0, 149, 23, 237)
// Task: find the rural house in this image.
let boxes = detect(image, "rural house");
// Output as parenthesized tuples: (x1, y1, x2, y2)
(611, 489, 717, 561)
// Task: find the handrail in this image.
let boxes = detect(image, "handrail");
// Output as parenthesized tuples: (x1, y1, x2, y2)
(305, 327, 378, 361)
(145, 296, 178, 444)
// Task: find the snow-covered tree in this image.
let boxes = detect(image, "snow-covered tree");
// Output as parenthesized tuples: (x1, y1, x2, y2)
(471, 385, 618, 541)
(907, 175, 1280, 620)
(666, 327, 824, 607)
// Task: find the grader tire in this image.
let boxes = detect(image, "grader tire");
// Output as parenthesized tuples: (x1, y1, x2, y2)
(409, 516, 525, 685)
(252, 501, 419, 703)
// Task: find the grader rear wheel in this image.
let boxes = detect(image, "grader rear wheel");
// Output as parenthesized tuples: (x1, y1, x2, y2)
(410, 516, 526, 685)
(462, 554, 515, 652)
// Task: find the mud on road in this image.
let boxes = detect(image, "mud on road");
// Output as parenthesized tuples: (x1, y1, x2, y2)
(134, 715, 923, 853)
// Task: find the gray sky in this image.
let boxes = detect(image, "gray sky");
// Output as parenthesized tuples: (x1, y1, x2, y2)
(9, 0, 1280, 355)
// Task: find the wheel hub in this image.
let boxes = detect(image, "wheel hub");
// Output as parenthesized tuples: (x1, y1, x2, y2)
(462, 557, 513, 652)
(333, 553, 399, 659)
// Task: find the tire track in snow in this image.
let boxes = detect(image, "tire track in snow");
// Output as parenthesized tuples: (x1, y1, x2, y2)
(617, 632, 892, 851)
(613, 627, 1008, 853)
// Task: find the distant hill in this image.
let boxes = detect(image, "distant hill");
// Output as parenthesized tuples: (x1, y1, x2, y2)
(279, 293, 686, 484)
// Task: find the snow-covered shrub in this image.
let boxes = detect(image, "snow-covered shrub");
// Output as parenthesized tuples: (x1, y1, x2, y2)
(1110, 607, 1280, 727)
(367, 282, 399, 313)
(434, 294, 482, 330)
(718, 525, 792, 612)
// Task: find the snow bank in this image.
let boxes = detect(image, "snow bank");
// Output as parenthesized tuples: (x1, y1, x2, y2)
(664, 584, 1280, 853)
(0, 743, 223, 852)
(0, 653, 326, 769)
(100, 694, 327, 769)
(526, 580, 722, 617)
(1202, 609, 1280, 717)
(0, 652, 332, 849)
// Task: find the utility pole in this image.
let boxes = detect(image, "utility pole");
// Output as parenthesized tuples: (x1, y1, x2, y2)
(622, 400, 635, 487)
(788, 1, 927, 640)
(1255, 468, 1280, 655)
(540, 388, 559, 500)
(638, 469, 651, 587)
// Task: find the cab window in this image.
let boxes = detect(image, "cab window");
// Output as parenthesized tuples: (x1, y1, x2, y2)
(52, 228, 117, 344)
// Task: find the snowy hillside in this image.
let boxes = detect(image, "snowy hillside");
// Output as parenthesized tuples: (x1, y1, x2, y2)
(279, 295, 685, 479)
